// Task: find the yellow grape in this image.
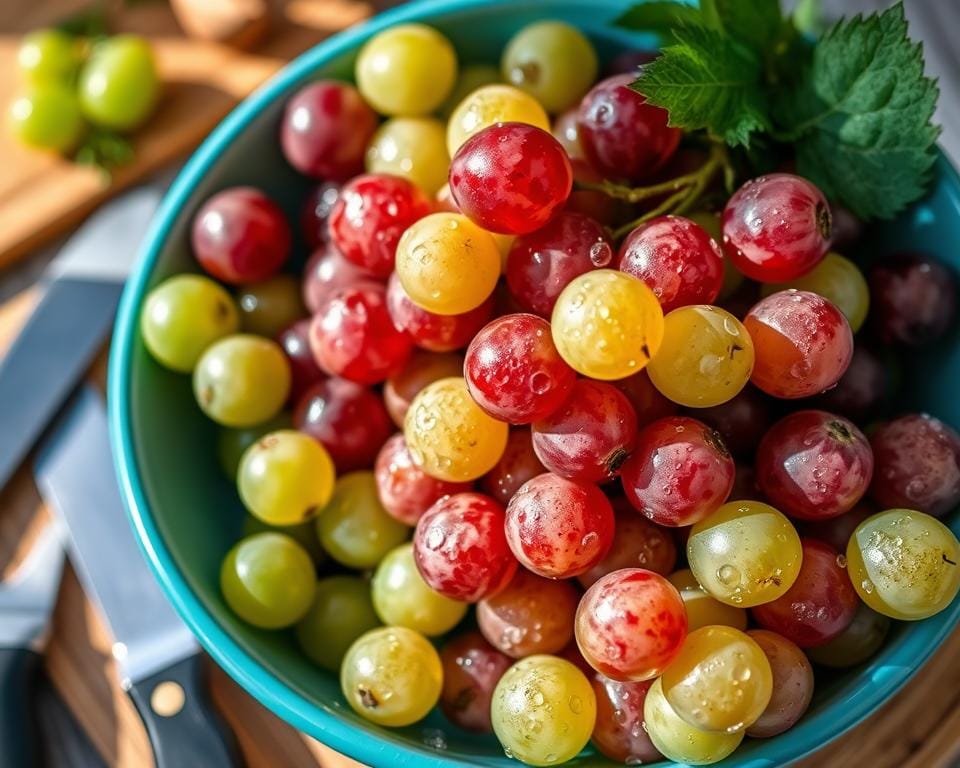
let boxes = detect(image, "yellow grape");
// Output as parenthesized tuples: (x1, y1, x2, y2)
(846, 508, 960, 620)
(395, 212, 501, 315)
(668, 569, 748, 632)
(439, 63, 501, 119)
(404, 377, 508, 482)
(687, 501, 802, 607)
(661, 625, 773, 733)
(551, 269, 664, 380)
(644, 678, 744, 765)
(647, 305, 754, 408)
(446, 84, 549, 156)
(365, 117, 450, 196)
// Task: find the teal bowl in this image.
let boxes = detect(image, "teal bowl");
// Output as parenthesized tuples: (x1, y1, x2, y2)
(108, 0, 960, 765)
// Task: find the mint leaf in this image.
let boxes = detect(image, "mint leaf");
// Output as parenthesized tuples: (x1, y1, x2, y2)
(784, 3, 939, 219)
(714, 0, 782, 54)
(632, 25, 769, 146)
(614, 2, 706, 34)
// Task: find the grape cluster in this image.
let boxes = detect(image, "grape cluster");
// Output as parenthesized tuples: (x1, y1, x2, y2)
(138, 17, 960, 768)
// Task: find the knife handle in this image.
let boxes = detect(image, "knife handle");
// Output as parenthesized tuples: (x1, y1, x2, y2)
(128, 654, 245, 768)
(0, 647, 41, 768)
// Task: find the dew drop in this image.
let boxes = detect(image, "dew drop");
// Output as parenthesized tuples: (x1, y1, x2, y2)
(836, 554, 847, 568)
(569, 695, 583, 714)
(717, 564, 741, 586)
(533, 690, 545, 706)
(861, 578, 875, 594)
(530, 371, 552, 394)
(589, 242, 613, 267)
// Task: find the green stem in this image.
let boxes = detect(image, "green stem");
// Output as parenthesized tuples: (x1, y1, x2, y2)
(576, 168, 701, 203)
(612, 188, 690, 239)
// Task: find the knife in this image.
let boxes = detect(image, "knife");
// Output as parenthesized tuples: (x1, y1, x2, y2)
(0, 522, 65, 767)
(0, 183, 165, 493)
(35, 386, 244, 768)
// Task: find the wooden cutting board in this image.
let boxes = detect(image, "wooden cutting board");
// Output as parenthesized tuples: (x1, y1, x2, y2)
(0, 0, 375, 271)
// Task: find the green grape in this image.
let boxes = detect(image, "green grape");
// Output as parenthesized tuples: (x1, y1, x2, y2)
(193, 334, 290, 427)
(661, 625, 773, 733)
(141, 274, 240, 372)
(216, 412, 291, 479)
(78, 35, 159, 130)
(501, 21, 598, 114)
(220, 532, 315, 628)
(356, 24, 457, 116)
(647, 305, 755, 408)
(365, 117, 450, 196)
(341, 626, 442, 726)
(8, 83, 84, 152)
(687, 501, 802, 608)
(17, 29, 81, 85)
(644, 678, 744, 765)
(403, 377, 508, 482)
(317, 471, 410, 569)
(371, 543, 467, 636)
(296, 575, 380, 671)
(846, 508, 960, 620)
(439, 63, 501, 119)
(806, 603, 891, 668)
(491, 655, 596, 766)
(688, 212, 744, 301)
(761, 252, 870, 332)
(238, 430, 335, 526)
(241, 513, 325, 565)
(551, 269, 664, 381)
(668, 569, 748, 632)
(446, 84, 550, 156)
(236, 274, 305, 337)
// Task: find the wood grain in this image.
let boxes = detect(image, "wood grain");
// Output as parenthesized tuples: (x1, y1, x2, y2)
(0, 0, 373, 271)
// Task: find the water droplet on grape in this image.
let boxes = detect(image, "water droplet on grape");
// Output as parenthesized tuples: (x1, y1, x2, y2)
(733, 665, 751, 682)
(861, 578, 875, 594)
(426, 527, 446, 550)
(545, 753, 557, 763)
(614, 708, 627, 724)
(717, 563, 741, 586)
(589, 242, 613, 267)
(836, 554, 847, 568)
(532, 690, 545, 706)
(530, 371, 552, 394)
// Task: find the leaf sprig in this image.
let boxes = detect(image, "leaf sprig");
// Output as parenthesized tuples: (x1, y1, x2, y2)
(616, 0, 940, 220)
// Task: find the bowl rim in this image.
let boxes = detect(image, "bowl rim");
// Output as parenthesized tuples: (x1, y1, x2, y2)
(108, 0, 960, 765)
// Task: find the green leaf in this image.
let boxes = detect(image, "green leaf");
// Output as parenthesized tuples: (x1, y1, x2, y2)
(714, 0, 782, 53)
(614, 2, 706, 34)
(783, 2, 940, 219)
(632, 25, 769, 146)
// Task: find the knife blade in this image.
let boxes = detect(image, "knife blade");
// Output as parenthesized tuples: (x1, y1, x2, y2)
(0, 184, 164, 493)
(35, 386, 243, 768)
(0, 522, 65, 767)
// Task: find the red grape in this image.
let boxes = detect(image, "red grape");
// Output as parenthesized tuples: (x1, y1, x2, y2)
(591, 675, 662, 764)
(280, 81, 377, 180)
(302, 242, 378, 314)
(756, 410, 872, 521)
(830, 203, 863, 251)
(505, 211, 612, 317)
(621, 416, 734, 527)
(696, 386, 773, 459)
(439, 632, 512, 733)
(386, 272, 493, 353)
(618, 215, 724, 312)
(504, 473, 614, 578)
(382, 350, 464, 428)
(481, 429, 547, 506)
(329, 173, 432, 278)
(413, 492, 518, 602)
(810, 345, 893, 425)
(577, 74, 680, 182)
(276, 319, 325, 405)
(752, 539, 859, 648)
(374, 433, 471, 526)
(575, 568, 687, 680)
(552, 107, 583, 160)
(448, 122, 573, 235)
(578, 500, 677, 589)
(465, 314, 576, 424)
(299, 181, 340, 249)
(309, 282, 412, 385)
(294, 378, 392, 472)
(477, 568, 579, 658)
(745, 630, 814, 738)
(612, 370, 678, 427)
(869, 413, 960, 517)
(531, 380, 638, 483)
(744, 290, 853, 399)
(869, 252, 957, 346)
(722, 173, 831, 282)
(191, 187, 290, 284)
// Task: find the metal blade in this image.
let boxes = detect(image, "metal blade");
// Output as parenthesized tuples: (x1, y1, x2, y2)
(35, 386, 197, 688)
(0, 523, 65, 649)
(0, 184, 163, 492)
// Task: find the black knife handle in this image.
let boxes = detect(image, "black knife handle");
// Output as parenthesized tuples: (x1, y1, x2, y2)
(0, 647, 41, 768)
(128, 654, 244, 768)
